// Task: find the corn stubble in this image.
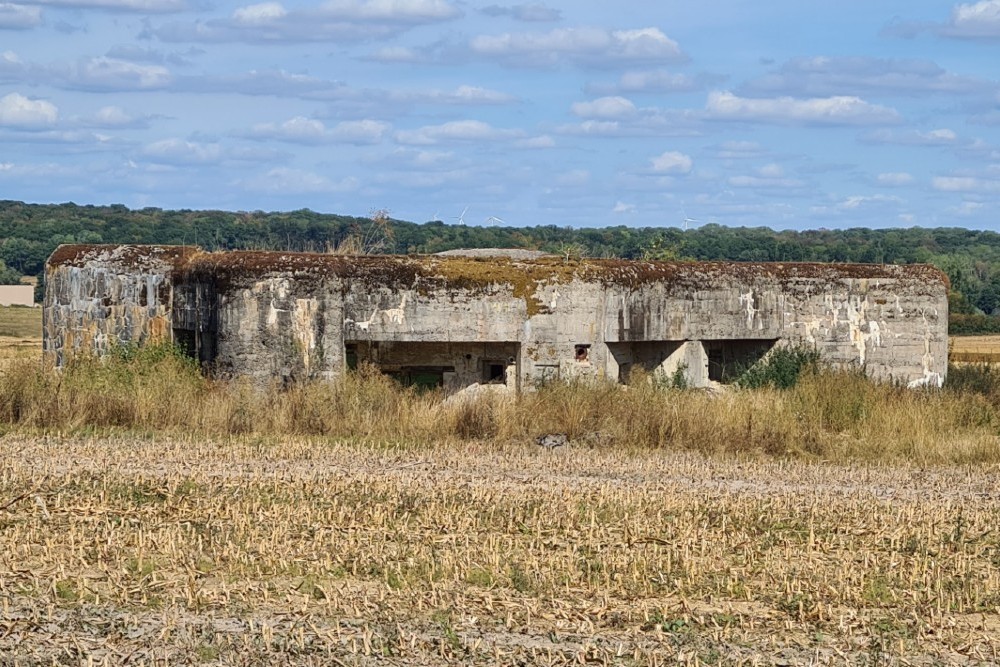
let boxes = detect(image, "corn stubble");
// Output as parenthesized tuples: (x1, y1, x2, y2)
(3, 352, 1000, 663)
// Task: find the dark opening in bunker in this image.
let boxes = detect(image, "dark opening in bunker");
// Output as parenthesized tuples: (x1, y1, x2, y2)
(172, 327, 217, 367)
(606, 341, 685, 383)
(345, 340, 520, 391)
(703, 339, 777, 383)
(483, 362, 507, 384)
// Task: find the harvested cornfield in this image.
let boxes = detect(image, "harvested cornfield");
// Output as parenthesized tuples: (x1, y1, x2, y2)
(950, 335, 1000, 364)
(3, 435, 1000, 665)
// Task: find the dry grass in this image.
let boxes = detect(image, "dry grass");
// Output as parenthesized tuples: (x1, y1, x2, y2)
(3, 435, 1000, 665)
(950, 335, 1000, 363)
(4, 337, 1000, 663)
(3, 349, 1000, 465)
(0, 304, 41, 339)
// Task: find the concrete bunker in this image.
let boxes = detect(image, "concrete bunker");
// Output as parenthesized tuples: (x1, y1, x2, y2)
(43, 245, 950, 390)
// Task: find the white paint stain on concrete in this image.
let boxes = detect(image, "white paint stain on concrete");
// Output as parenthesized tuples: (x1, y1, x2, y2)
(381, 293, 408, 325)
(739, 290, 758, 328)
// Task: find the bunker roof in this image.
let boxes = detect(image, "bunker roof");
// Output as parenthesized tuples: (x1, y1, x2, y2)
(48, 244, 949, 293)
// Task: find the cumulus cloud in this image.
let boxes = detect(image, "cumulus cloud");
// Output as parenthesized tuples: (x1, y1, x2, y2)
(469, 26, 685, 67)
(932, 175, 1000, 192)
(247, 116, 391, 144)
(142, 138, 224, 165)
(612, 200, 636, 214)
(0, 3, 42, 29)
(239, 167, 359, 195)
(650, 151, 692, 174)
(80, 105, 152, 129)
(34, 0, 187, 12)
(0, 50, 33, 83)
(942, 0, 1000, 38)
(481, 3, 560, 22)
(232, 1, 287, 25)
(514, 134, 555, 149)
(571, 96, 637, 120)
(705, 90, 901, 125)
(875, 172, 915, 186)
(712, 140, 767, 159)
(0, 92, 58, 129)
(394, 119, 523, 145)
(153, 0, 461, 43)
(586, 69, 704, 96)
(65, 57, 172, 91)
(861, 128, 960, 146)
(728, 163, 805, 189)
(743, 56, 992, 97)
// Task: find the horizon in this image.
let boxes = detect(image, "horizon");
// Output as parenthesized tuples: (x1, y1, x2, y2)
(2, 2, 999, 231)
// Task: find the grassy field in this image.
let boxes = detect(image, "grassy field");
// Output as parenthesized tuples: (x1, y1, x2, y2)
(3, 435, 1000, 665)
(950, 335, 1000, 363)
(0, 304, 41, 339)
(4, 326, 1000, 663)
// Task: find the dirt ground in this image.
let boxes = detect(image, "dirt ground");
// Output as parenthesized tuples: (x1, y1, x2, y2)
(3, 435, 1000, 666)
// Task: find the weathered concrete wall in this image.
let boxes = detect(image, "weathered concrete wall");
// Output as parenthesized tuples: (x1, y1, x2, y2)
(43, 246, 197, 365)
(44, 245, 949, 389)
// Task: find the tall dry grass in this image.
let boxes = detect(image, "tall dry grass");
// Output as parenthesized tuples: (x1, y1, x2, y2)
(2, 345, 1000, 464)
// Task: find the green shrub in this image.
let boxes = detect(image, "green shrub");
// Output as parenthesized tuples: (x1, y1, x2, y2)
(736, 346, 821, 390)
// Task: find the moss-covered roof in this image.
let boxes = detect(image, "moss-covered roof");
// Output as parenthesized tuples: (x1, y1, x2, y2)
(48, 244, 950, 291)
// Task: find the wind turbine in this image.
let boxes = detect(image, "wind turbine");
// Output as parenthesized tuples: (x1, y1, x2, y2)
(680, 203, 699, 231)
(453, 206, 469, 225)
(485, 215, 504, 226)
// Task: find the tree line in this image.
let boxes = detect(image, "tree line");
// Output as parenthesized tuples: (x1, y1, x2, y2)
(2, 200, 998, 332)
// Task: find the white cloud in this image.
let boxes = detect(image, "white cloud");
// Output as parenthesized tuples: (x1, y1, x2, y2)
(932, 175, 1000, 192)
(469, 26, 685, 67)
(587, 69, 702, 95)
(232, 2, 286, 25)
(395, 120, 523, 145)
(571, 96, 637, 120)
(34, 0, 186, 12)
(728, 164, 805, 189)
(240, 167, 359, 195)
(155, 0, 461, 43)
(876, 172, 914, 186)
(555, 169, 589, 186)
(481, 3, 560, 22)
(713, 140, 766, 159)
(650, 150, 693, 174)
(0, 3, 42, 29)
(861, 128, 960, 146)
(944, 0, 1000, 38)
(757, 163, 784, 178)
(837, 194, 904, 209)
(67, 57, 172, 91)
(705, 90, 901, 125)
(81, 105, 152, 129)
(514, 134, 555, 149)
(744, 56, 991, 97)
(612, 200, 636, 214)
(366, 46, 424, 63)
(248, 116, 390, 144)
(142, 138, 223, 164)
(0, 92, 58, 128)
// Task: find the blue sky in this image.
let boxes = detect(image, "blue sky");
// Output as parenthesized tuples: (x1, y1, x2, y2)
(1, 1, 1000, 230)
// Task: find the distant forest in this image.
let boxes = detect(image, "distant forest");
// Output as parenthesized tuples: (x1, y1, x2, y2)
(2, 200, 999, 333)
